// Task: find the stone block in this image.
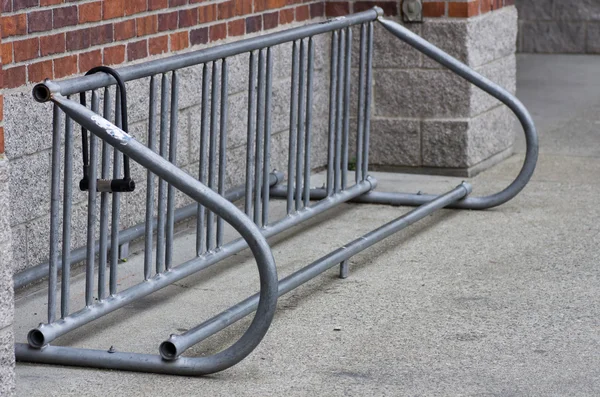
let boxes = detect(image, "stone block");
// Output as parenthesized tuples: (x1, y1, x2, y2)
(365, 118, 421, 168)
(4, 91, 54, 159)
(467, 7, 518, 67)
(516, 0, 553, 20)
(9, 150, 51, 226)
(422, 118, 470, 168)
(0, 326, 15, 397)
(586, 22, 600, 53)
(521, 20, 586, 53)
(422, 18, 468, 68)
(374, 69, 471, 118)
(467, 105, 515, 166)
(0, 242, 14, 330)
(471, 54, 517, 116)
(10, 224, 26, 270)
(555, 0, 600, 21)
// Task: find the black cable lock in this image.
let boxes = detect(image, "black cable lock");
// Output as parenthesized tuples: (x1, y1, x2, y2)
(79, 66, 135, 193)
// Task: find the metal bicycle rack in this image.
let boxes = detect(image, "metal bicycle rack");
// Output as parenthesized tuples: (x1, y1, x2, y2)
(14, 8, 538, 376)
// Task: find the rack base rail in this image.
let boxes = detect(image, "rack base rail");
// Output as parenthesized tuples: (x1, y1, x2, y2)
(14, 7, 538, 376)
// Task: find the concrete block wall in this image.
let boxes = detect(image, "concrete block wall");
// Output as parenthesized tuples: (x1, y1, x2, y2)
(517, 0, 600, 54)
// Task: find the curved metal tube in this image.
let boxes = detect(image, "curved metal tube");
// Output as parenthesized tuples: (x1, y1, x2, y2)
(377, 16, 538, 210)
(25, 92, 279, 375)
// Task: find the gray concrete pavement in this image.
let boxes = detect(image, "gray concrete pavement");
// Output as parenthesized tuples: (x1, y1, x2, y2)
(14, 54, 600, 396)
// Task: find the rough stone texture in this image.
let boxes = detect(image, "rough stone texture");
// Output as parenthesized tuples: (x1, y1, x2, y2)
(471, 54, 517, 116)
(467, 7, 518, 67)
(360, 118, 421, 168)
(518, 0, 600, 54)
(0, 160, 16, 396)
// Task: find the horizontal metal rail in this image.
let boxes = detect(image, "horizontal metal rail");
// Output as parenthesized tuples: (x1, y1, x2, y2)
(31, 9, 381, 99)
(16, 181, 471, 375)
(13, 172, 284, 290)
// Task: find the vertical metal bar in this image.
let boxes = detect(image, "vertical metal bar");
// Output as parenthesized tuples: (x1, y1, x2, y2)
(262, 47, 273, 227)
(342, 27, 352, 190)
(109, 87, 122, 296)
(144, 77, 157, 279)
(97, 88, 111, 300)
(254, 49, 266, 225)
(207, 62, 219, 251)
(362, 22, 373, 181)
(303, 38, 314, 208)
(156, 74, 169, 273)
(48, 105, 61, 323)
(85, 91, 99, 306)
(334, 30, 345, 194)
(197, 64, 209, 256)
(217, 59, 229, 247)
(60, 110, 73, 318)
(339, 260, 349, 279)
(287, 40, 299, 214)
(295, 39, 306, 211)
(327, 31, 339, 196)
(245, 52, 257, 217)
(355, 23, 367, 183)
(165, 71, 178, 269)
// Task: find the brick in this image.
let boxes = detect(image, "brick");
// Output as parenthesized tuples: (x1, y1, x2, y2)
(448, 1, 479, 17)
(103, 0, 124, 20)
(13, 38, 39, 62)
(234, 0, 252, 15)
(78, 49, 102, 72)
(198, 4, 217, 23)
(90, 24, 114, 46)
(325, 2, 350, 17)
(40, 33, 65, 56)
(210, 22, 227, 41)
(79, 1, 102, 23)
(228, 19, 245, 37)
(190, 27, 209, 45)
(2, 14, 27, 37)
(1, 43, 13, 65)
(136, 15, 158, 36)
(267, 0, 285, 9)
(158, 11, 178, 32)
(218, 1, 235, 19)
(170, 31, 189, 51)
(53, 55, 77, 78)
(127, 39, 148, 61)
(0, 127, 4, 153)
(115, 19, 136, 41)
(309, 2, 324, 18)
(125, 0, 147, 15)
(280, 8, 294, 24)
(504, 0, 515, 6)
(149, 0, 168, 11)
(246, 15, 262, 34)
(355, 1, 398, 16)
(264, 11, 279, 29)
(169, 0, 186, 5)
(40, 0, 61, 5)
(0, 97, 3, 122)
(4, 66, 26, 88)
(296, 5, 309, 21)
(254, 0, 266, 12)
(423, 2, 446, 17)
(2, 0, 11, 13)
(28, 60, 53, 83)
(179, 8, 198, 28)
(13, 0, 38, 11)
(103, 45, 126, 65)
(66, 28, 91, 51)
(149, 35, 169, 55)
(53, 5, 78, 28)
(28, 10, 53, 33)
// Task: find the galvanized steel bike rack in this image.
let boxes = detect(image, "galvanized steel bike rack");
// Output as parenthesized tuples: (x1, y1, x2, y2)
(14, 7, 538, 375)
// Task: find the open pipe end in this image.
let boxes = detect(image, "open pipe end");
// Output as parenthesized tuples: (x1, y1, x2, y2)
(159, 340, 179, 361)
(27, 329, 46, 349)
(32, 83, 52, 103)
